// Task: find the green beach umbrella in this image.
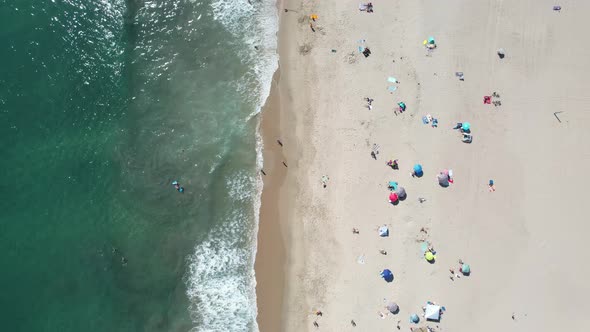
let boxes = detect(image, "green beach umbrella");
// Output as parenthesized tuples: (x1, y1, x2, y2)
(461, 264, 471, 274)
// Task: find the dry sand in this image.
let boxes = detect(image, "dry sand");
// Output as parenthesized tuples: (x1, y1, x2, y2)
(256, 1, 590, 331)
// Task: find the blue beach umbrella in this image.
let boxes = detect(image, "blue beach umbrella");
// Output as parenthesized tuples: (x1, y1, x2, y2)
(410, 313, 420, 323)
(380, 269, 394, 282)
(428, 37, 436, 44)
(461, 264, 471, 275)
(462, 122, 471, 131)
(413, 164, 423, 177)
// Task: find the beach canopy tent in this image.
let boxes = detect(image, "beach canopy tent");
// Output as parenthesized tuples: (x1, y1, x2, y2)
(438, 173, 449, 187)
(461, 264, 471, 274)
(381, 269, 394, 282)
(425, 304, 441, 321)
(387, 302, 399, 313)
(410, 313, 420, 323)
(395, 186, 407, 199)
(389, 192, 399, 203)
(413, 164, 423, 176)
(379, 225, 389, 237)
(388, 181, 398, 190)
(425, 251, 436, 262)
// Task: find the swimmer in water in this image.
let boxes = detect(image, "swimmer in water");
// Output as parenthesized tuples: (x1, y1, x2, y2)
(172, 180, 184, 192)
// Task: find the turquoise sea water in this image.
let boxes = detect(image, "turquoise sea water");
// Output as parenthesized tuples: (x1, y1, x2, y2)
(0, 0, 277, 331)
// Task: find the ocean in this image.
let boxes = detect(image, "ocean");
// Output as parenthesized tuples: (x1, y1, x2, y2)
(0, 0, 277, 331)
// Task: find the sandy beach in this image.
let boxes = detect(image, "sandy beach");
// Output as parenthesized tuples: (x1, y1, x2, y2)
(256, 1, 590, 331)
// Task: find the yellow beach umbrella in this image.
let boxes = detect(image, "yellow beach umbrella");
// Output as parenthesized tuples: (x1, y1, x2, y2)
(425, 251, 435, 261)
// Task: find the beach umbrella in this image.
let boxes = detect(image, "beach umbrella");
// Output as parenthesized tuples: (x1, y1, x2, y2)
(387, 302, 399, 313)
(413, 164, 423, 176)
(424, 304, 441, 321)
(381, 269, 394, 282)
(389, 192, 399, 203)
(410, 313, 420, 323)
(461, 264, 471, 274)
(428, 37, 436, 44)
(461, 122, 471, 131)
(388, 181, 398, 190)
(395, 186, 406, 199)
(425, 251, 436, 262)
(437, 173, 449, 187)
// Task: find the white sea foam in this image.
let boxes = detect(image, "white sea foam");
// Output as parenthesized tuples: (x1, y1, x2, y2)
(211, 0, 279, 117)
(186, 208, 259, 332)
(186, 168, 261, 331)
(186, 1, 278, 331)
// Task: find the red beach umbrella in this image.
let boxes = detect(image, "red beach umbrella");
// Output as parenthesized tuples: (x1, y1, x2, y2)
(389, 192, 399, 203)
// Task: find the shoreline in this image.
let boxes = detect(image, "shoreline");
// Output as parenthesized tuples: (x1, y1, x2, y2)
(255, 0, 311, 330)
(254, 68, 287, 332)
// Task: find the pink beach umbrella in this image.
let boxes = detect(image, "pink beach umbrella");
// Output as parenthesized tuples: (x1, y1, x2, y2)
(389, 192, 399, 203)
